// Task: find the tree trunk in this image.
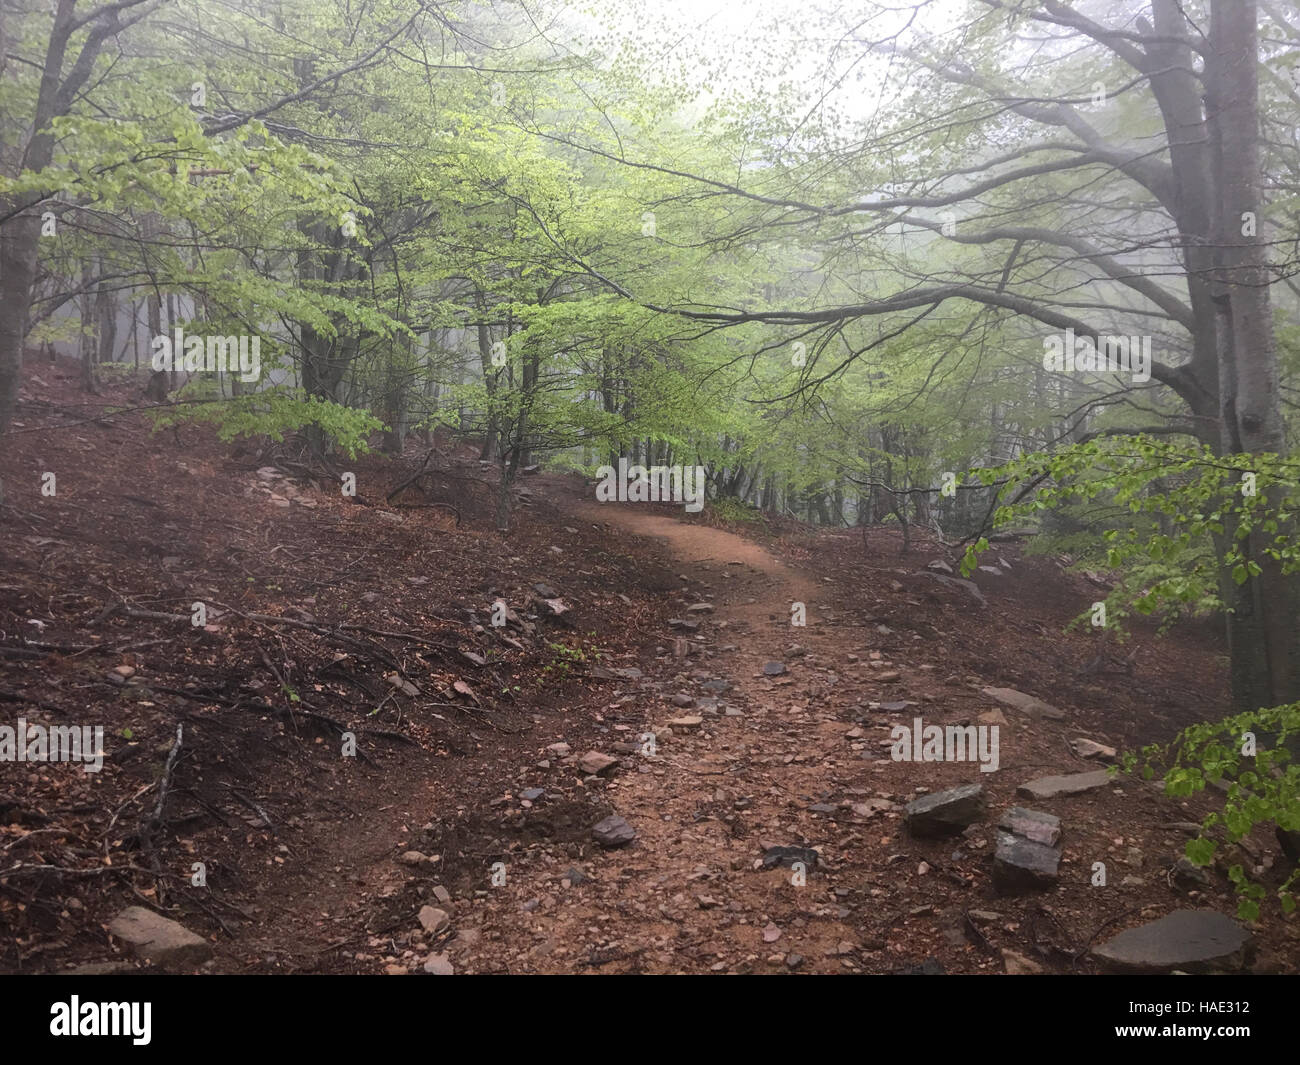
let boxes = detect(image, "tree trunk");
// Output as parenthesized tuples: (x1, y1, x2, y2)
(1207, 0, 1299, 710)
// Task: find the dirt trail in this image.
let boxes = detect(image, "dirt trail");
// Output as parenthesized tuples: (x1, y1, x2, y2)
(433, 494, 1292, 975)
(443, 499, 922, 973)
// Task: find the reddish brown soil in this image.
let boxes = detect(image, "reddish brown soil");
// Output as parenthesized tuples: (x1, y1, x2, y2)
(1, 359, 1296, 974)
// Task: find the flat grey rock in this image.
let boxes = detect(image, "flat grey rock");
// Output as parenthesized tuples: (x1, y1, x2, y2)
(1016, 769, 1111, 800)
(999, 806, 1062, 846)
(593, 814, 636, 847)
(1092, 910, 1252, 973)
(108, 906, 212, 968)
(982, 686, 1066, 721)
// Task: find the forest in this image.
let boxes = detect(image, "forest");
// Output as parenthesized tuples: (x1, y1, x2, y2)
(1, 0, 1298, 996)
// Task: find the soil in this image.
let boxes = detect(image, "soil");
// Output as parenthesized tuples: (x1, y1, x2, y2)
(1, 359, 1296, 974)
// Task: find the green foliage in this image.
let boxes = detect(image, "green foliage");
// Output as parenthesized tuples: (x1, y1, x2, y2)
(1124, 702, 1300, 920)
(965, 435, 1300, 633)
(145, 389, 385, 459)
(710, 497, 766, 525)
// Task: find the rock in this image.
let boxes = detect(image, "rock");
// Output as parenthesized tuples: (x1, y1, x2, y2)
(538, 597, 571, 621)
(593, 814, 636, 847)
(399, 850, 429, 866)
(1002, 949, 1044, 974)
(578, 751, 619, 775)
(785, 953, 804, 970)
(1171, 857, 1211, 891)
(668, 715, 703, 729)
(998, 807, 1062, 846)
(852, 798, 897, 817)
(982, 686, 1066, 721)
(917, 571, 986, 606)
(761, 845, 819, 871)
(668, 618, 700, 632)
(992, 832, 1060, 894)
(762, 922, 782, 943)
(562, 866, 589, 886)
(107, 906, 212, 968)
(546, 742, 572, 757)
(1092, 910, 1252, 973)
(532, 582, 559, 598)
(977, 708, 1008, 725)
(671, 693, 695, 707)
(384, 673, 420, 697)
(1071, 737, 1118, 762)
(423, 952, 454, 975)
(1016, 769, 1111, 800)
(113, 664, 136, 679)
(926, 559, 953, 574)
(977, 566, 1002, 576)
(762, 661, 788, 676)
(432, 885, 452, 906)
(519, 787, 544, 802)
(904, 784, 987, 838)
(685, 602, 715, 613)
(418, 906, 451, 934)
(967, 909, 1003, 924)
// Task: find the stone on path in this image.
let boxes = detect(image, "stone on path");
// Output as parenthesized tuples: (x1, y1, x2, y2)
(992, 832, 1061, 894)
(1070, 737, 1118, 762)
(578, 751, 619, 775)
(423, 952, 454, 975)
(982, 686, 1066, 721)
(1092, 910, 1252, 973)
(1016, 769, 1111, 800)
(998, 807, 1062, 846)
(593, 814, 636, 847)
(1002, 949, 1045, 975)
(108, 906, 212, 968)
(761, 845, 819, 871)
(904, 784, 986, 838)
(418, 906, 450, 934)
(763, 661, 788, 676)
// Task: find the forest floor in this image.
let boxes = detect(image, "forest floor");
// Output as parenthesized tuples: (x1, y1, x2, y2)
(1, 359, 1297, 974)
